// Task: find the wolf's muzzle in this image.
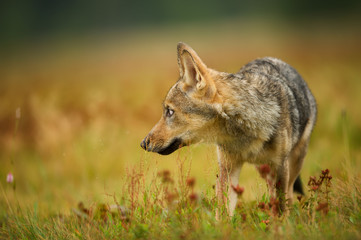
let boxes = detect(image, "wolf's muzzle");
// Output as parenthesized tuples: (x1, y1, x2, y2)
(140, 136, 184, 155)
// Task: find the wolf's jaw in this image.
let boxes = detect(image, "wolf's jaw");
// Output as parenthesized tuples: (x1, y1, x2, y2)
(158, 138, 184, 155)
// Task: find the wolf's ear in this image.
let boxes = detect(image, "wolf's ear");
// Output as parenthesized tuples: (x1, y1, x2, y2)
(177, 42, 212, 95)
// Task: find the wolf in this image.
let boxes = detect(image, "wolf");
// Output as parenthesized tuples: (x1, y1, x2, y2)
(141, 42, 317, 217)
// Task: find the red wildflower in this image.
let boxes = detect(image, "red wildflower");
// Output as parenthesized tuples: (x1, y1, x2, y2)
(316, 202, 329, 215)
(186, 178, 196, 188)
(189, 193, 198, 202)
(231, 184, 244, 196)
(258, 164, 271, 179)
(261, 219, 270, 225)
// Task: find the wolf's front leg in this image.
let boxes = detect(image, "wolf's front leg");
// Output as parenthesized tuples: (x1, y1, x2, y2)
(215, 161, 227, 220)
(216, 146, 242, 219)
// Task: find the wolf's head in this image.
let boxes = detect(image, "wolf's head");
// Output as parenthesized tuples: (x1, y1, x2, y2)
(141, 42, 226, 155)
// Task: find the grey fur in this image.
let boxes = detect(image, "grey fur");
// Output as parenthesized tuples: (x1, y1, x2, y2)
(141, 43, 317, 217)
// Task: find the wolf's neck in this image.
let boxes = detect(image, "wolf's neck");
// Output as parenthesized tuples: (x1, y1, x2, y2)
(215, 74, 280, 144)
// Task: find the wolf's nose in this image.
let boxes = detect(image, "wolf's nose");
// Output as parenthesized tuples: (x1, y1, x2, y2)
(140, 140, 146, 150)
(140, 137, 150, 150)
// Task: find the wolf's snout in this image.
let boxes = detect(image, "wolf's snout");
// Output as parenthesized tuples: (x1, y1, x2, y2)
(140, 136, 150, 150)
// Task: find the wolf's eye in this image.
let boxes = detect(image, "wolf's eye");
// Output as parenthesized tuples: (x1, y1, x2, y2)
(166, 108, 174, 118)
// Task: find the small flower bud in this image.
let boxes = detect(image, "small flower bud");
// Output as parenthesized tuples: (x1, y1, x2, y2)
(7, 173, 14, 183)
(16, 108, 21, 119)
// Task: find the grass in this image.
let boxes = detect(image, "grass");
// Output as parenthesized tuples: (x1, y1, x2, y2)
(1, 20, 361, 239)
(1, 162, 361, 239)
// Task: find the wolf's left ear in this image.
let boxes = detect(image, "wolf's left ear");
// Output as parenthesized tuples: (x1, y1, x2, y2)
(177, 42, 215, 97)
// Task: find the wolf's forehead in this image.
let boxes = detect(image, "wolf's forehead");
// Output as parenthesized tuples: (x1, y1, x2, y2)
(164, 83, 188, 106)
(167, 83, 179, 97)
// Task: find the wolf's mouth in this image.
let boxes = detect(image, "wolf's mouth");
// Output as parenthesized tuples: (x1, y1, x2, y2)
(158, 138, 184, 155)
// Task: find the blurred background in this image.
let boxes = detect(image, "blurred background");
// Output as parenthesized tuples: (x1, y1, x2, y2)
(1, 0, 361, 214)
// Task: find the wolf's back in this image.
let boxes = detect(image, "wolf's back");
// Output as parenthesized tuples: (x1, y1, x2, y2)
(239, 57, 317, 143)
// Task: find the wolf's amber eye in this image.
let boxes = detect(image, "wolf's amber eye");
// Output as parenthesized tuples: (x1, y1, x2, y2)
(166, 108, 174, 118)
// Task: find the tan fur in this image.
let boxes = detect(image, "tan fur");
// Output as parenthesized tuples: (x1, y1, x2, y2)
(141, 43, 317, 218)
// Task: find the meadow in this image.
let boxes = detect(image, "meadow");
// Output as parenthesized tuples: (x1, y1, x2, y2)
(1, 21, 361, 239)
